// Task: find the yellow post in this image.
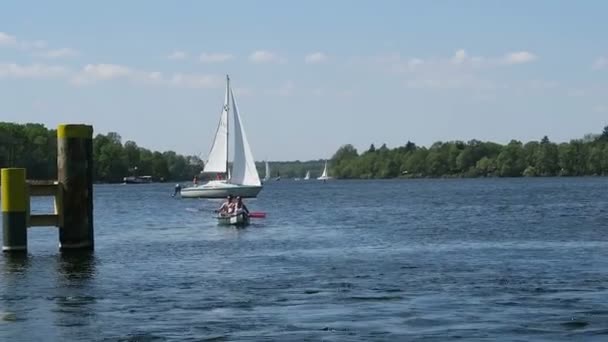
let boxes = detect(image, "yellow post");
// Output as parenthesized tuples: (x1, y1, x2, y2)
(57, 124, 94, 250)
(1, 168, 28, 252)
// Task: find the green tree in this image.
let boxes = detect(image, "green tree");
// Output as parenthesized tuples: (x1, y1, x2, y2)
(496, 140, 525, 177)
(599, 125, 608, 142)
(535, 137, 559, 176)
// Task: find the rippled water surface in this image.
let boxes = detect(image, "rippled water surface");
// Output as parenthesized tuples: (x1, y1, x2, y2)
(1, 178, 608, 341)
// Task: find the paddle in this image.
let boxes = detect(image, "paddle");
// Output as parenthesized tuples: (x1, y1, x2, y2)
(213, 210, 266, 218)
(248, 212, 266, 218)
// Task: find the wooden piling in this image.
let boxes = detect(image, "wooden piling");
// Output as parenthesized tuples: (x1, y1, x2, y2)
(1, 168, 27, 252)
(57, 124, 94, 250)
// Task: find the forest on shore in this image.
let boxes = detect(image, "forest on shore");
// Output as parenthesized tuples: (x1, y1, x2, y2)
(330, 126, 608, 179)
(2, 122, 608, 182)
(0, 122, 202, 182)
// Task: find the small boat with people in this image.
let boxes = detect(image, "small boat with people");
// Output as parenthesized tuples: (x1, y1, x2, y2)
(215, 195, 255, 226)
(217, 212, 250, 226)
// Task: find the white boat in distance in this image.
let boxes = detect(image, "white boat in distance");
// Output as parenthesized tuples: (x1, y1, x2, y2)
(263, 161, 271, 182)
(317, 161, 333, 181)
(304, 170, 310, 180)
(181, 75, 263, 198)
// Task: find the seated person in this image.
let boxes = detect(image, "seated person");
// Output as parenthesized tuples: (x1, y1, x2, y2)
(217, 195, 233, 215)
(234, 196, 249, 215)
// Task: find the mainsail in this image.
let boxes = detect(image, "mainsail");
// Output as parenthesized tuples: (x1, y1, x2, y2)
(202, 78, 229, 173)
(320, 162, 328, 178)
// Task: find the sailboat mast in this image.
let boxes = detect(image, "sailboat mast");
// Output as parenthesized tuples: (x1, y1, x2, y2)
(225, 74, 230, 178)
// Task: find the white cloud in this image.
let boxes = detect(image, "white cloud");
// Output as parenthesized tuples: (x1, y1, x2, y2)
(82, 63, 132, 80)
(0, 59, 222, 90)
(305, 52, 328, 64)
(71, 63, 136, 85)
(404, 75, 496, 90)
(348, 49, 538, 91)
(168, 73, 222, 88)
(249, 50, 285, 64)
(168, 50, 188, 60)
(0, 32, 17, 46)
(451, 49, 467, 64)
(525, 80, 559, 90)
(71, 63, 222, 89)
(593, 57, 608, 70)
(501, 51, 537, 65)
(20, 40, 47, 50)
(0, 32, 48, 50)
(0, 62, 68, 79)
(199, 52, 234, 63)
(137, 71, 164, 85)
(40, 48, 79, 59)
(371, 49, 537, 73)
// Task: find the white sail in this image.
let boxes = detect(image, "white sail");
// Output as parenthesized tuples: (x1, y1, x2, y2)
(304, 170, 310, 180)
(202, 79, 229, 173)
(264, 161, 271, 181)
(229, 88, 261, 186)
(321, 162, 328, 178)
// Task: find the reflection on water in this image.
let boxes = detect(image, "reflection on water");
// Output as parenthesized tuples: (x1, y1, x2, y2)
(56, 250, 96, 281)
(1, 251, 99, 339)
(1, 253, 30, 275)
(52, 251, 98, 336)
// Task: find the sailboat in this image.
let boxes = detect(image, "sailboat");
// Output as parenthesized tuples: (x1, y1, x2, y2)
(317, 161, 332, 181)
(181, 75, 263, 198)
(263, 161, 271, 182)
(304, 170, 310, 180)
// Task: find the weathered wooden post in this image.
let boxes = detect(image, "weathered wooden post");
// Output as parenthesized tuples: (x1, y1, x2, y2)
(57, 124, 94, 250)
(1, 168, 28, 252)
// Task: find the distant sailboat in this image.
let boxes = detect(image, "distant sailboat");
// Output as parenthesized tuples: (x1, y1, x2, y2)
(181, 75, 263, 198)
(304, 170, 310, 180)
(317, 161, 332, 181)
(264, 161, 271, 182)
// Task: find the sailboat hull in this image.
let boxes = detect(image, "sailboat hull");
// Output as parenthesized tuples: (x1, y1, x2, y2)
(181, 181, 263, 198)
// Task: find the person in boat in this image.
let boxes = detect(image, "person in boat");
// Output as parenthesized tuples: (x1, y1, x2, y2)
(172, 183, 181, 197)
(217, 195, 233, 216)
(234, 196, 249, 216)
(193, 175, 198, 185)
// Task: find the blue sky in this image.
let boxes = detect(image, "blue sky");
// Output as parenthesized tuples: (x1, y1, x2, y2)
(1, 1, 607, 160)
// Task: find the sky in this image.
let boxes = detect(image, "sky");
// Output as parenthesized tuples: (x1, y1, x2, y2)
(1, 1, 607, 161)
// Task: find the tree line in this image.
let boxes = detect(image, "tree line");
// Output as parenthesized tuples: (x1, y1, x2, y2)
(0, 122, 203, 182)
(3, 122, 608, 182)
(329, 125, 608, 179)
(0, 122, 327, 182)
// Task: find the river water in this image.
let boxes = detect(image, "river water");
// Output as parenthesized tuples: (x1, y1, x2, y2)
(1, 178, 608, 341)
